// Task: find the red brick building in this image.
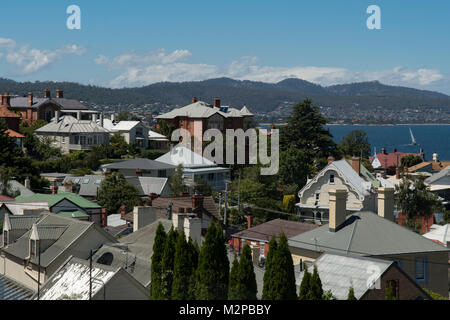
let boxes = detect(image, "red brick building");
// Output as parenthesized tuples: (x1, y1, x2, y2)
(156, 98, 254, 142)
(397, 212, 434, 234)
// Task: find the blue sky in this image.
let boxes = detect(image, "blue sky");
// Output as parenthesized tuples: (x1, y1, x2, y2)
(1, 0, 450, 93)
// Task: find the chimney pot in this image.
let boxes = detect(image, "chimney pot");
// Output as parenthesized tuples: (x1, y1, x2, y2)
(56, 89, 63, 98)
(192, 97, 198, 103)
(120, 204, 127, 217)
(51, 180, 58, 195)
(2, 92, 10, 106)
(44, 89, 51, 99)
(328, 189, 347, 232)
(377, 188, 395, 221)
(192, 194, 204, 209)
(327, 156, 335, 164)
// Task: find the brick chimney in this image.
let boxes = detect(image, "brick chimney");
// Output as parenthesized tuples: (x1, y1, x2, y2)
(328, 189, 347, 232)
(28, 92, 33, 107)
(192, 97, 198, 103)
(327, 156, 335, 164)
(393, 148, 397, 153)
(351, 157, 361, 176)
(213, 98, 221, 108)
(377, 188, 394, 222)
(148, 192, 159, 206)
(395, 167, 400, 179)
(44, 89, 51, 99)
(2, 92, 11, 106)
(101, 208, 108, 228)
(51, 180, 58, 195)
(136, 169, 143, 177)
(56, 89, 63, 98)
(120, 204, 127, 217)
(247, 215, 252, 229)
(105, 169, 112, 177)
(192, 194, 204, 209)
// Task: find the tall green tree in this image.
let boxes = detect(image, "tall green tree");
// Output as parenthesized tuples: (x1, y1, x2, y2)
(298, 264, 311, 300)
(169, 164, 187, 196)
(161, 227, 178, 300)
(97, 171, 140, 213)
(339, 130, 371, 158)
(396, 176, 441, 231)
(262, 236, 278, 300)
(234, 244, 257, 300)
(186, 238, 200, 300)
(385, 283, 396, 300)
(309, 265, 324, 300)
(151, 223, 167, 300)
(347, 286, 357, 300)
(110, 132, 129, 158)
(279, 99, 339, 188)
(195, 222, 229, 300)
(401, 155, 423, 168)
(228, 255, 240, 300)
(263, 233, 297, 300)
(172, 231, 198, 300)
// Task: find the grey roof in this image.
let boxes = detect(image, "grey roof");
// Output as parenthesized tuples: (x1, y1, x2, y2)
(8, 214, 41, 230)
(0, 180, 35, 197)
(103, 158, 176, 171)
(63, 175, 104, 197)
(35, 225, 68, 240)
(35, 115, 110, 134)
(295, 253, 393, 300)
(92, 219, 173, 287)
(3, 213, 105, 268)
(10, 97, 88, 110)
(125, 176, 169, 196)
(156, 100, 253, 120)
(288, 211, 450, 256)
(425, 166, 450, 184)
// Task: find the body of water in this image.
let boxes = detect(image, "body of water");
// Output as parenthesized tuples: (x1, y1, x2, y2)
(326, 125, 450, 161)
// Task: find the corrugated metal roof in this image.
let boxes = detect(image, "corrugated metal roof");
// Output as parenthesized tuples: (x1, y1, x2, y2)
(295, 253, 393, 300)
(10, 97, 87, 110)
(16, 192, 101, 209)
(8, 215, 41, 230)
(0, 274, 33, 300)
(288, 211, 450, 256)
(425, 166, 450, 184)
(35, 116, 110, 134)
(156, 146, 216, 168)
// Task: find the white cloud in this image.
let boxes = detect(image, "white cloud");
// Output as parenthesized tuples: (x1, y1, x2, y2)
(97, 50, 445, 90)
(0, 39, 86, 74)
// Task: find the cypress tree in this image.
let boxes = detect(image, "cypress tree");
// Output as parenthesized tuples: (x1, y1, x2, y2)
(347, 286, 357, 300)
(151, 222, 167, 300)
(161, 227, 178, 300)
(385, 283, 396, 300)
(195, 222, 230, 300)
(172, 231, 196, 300)
(309, 265, 324, 300)
(237, 244, 257, 300)
(187, 237, 199, 300)
(271, 233, 297, 300)
(228, 255, 240, 300)
(298, 264, 311, 300)
(262, 236, 278, 299)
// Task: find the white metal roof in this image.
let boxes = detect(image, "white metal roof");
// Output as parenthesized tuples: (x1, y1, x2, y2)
(423, 224, 450, 245)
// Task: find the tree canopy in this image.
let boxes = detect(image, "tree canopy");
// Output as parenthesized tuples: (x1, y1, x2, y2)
(96, 171, 140, 213)
(339, 130, 371, 159)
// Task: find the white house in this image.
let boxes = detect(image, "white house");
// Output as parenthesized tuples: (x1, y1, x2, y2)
(296, 157, 378, 223)
(102, 119, 149, 151)
(155, 146, 231, 191)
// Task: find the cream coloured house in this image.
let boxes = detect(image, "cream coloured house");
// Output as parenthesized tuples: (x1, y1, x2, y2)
(102, 119, 149, 151)
(0, 212, 117, 292)
(296, 157, 379, 223)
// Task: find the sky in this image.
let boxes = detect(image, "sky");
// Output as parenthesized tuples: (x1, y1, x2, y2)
(1, 0, 450, 93)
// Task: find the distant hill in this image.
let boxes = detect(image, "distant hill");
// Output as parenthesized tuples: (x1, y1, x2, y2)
(1, 77, 450, 113)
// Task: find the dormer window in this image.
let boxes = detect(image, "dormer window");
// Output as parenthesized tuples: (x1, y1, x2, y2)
(330, 174, 335, 184)
(30, 239, 36, 257)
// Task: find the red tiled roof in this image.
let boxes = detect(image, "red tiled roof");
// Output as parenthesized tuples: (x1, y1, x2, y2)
(375, 152, 421, 168)
(232, 218, 319, 243)
(6, 129, 24, 138)
(0, 195, 15, 201)
(0, 105, 21, 118)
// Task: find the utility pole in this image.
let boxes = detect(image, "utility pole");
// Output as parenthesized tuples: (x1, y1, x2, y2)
(218, 192, 222, 218)
(89, 249, 93, 300)
(237, 169, 241, 213)
(224, 182, 228, 227)
(37, 241, 41, 300)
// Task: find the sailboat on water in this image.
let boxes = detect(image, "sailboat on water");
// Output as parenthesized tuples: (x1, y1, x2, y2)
(409, 128, 417, 145)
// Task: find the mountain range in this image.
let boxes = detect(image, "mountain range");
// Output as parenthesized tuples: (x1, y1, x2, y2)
(1, 77, 450, 113)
